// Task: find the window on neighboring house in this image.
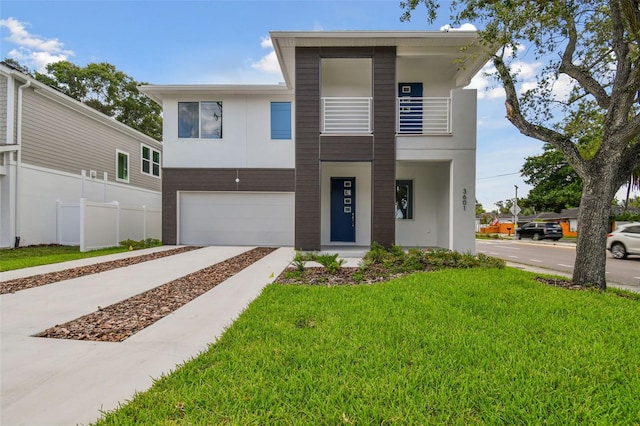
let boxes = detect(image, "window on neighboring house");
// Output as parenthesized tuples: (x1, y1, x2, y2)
(271, 102, 292, 139)
(142, 145, 161, 177)
(116, 150, 129, 183)
(178, 101, 223, 139)
(395, 180, 413, 219)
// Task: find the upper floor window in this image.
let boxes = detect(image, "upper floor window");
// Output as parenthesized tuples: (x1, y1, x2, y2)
(141, 145, 161, 177)
(116, 150, 129, 183)
(271, 102, 292, 140)
(178, 101, 223, 139)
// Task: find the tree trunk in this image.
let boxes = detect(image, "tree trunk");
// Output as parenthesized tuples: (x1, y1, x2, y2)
(573, 176, 616, 290)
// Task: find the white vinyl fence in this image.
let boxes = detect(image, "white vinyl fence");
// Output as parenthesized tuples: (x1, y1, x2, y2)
(57, 198, 161, 252)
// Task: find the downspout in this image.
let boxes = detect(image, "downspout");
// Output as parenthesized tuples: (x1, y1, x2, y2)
(14, 79, 31, 247)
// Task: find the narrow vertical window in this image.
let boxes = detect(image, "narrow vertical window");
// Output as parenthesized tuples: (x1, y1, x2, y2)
(271, 102, 291, 139)
(116, 150, 129, 183)
(201, 101, 223, 138)
(178, 102, 200, 138)
(395, 180, 413, 219)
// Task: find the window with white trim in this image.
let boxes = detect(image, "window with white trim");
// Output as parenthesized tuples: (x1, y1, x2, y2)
(178, 101, 223, 139)
(141, 144, 161, 177)
(116, 150, 129, 183)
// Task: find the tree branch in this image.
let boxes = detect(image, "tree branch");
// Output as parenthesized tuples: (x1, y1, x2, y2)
(558, 5, 610, 109)
(494, 55, 588, 177)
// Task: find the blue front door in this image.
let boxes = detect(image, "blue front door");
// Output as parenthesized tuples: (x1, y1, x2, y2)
(398, 83, 423, 133)
(330, 177, 356, 242)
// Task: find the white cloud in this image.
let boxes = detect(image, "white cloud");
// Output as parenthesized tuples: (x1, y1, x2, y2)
(440, 23, 477, 31)
(0, 17, 73, 72)
(251, 36, 281, 75)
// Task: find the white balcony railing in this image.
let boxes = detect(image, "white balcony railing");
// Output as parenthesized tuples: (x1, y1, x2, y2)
(397, 97, 451, 134)
(321, 97, 372, 134)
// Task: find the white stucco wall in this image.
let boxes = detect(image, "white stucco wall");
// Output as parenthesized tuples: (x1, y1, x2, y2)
(396, 148, 476, 253)
(395, 161, 450, 248)
(162, 94, 295, 169)
(320, 162, 372, 246)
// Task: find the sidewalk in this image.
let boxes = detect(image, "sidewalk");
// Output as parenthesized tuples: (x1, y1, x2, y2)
(0, 246, 294, 426)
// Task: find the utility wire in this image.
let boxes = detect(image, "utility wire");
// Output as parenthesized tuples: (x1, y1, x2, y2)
(477, 172, 521, 180)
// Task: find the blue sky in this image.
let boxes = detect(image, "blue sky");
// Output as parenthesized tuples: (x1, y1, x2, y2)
(2, 0, 632, 211)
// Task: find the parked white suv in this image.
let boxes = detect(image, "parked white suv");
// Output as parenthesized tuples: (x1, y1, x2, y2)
(607, 222, 640, 259)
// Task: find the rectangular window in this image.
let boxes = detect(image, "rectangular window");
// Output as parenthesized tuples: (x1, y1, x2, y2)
(395, 180, 413, 220)
(271, 102, 291, 139)
(141, 144, 161, 177)
(178, 101, 223, 139)
(116, 150, 129, 183)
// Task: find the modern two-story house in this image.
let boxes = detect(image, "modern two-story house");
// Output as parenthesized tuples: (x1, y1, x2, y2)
(140, 30, 489, 253)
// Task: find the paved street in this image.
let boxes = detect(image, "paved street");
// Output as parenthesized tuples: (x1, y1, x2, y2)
(476, 239, 640, 290)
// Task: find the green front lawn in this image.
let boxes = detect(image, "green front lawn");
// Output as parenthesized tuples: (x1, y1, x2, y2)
(95, 268, 640, 425)
(0, 245, 127, 271)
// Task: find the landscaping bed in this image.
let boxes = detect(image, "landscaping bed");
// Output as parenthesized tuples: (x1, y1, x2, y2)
(36, 247, 276, 342)
(0, 246, 201, 294)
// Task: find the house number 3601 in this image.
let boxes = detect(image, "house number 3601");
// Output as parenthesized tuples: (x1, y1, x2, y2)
(462, 188, 467, 211)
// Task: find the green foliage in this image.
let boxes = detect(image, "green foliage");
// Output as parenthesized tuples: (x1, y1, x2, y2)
(612, 211, 640, 222)
(5, 59, 163, 141)
(361, 243, 505, 274)
(95, 268, 640, 425)
(292, 251, 344, 274)
(521, 143, 583, 212)
(0, 245, 127, 272)
(314, 253, 346, 274)
(119, 239, 162, 250)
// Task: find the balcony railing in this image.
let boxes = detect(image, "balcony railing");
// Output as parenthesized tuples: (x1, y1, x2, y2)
(397, 97, 451, 134)
(319, 96, 452, 135)
(321, 97, 372, 134)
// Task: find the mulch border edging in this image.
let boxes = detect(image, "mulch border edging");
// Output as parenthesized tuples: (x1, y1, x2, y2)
(1, 246, 202, 294)
(35, 247, 276, 342)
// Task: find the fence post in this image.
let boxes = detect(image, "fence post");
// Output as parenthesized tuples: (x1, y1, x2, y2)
(79, 198, 86, 252)
(103, 172, 108, 202)
(142, 205, 147, 240)
(56, 200, 62, 244)
(114, 201, 120, 247)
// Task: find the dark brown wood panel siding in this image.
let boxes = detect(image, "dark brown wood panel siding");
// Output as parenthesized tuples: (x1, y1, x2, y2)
(320, 136, 373, 161)
(162, 168, 295, 245)
(371, 46, 397, 247)
(295, 47, 321, 250)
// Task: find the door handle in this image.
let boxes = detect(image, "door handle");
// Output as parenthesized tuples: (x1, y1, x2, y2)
(352, 212, 355, 228)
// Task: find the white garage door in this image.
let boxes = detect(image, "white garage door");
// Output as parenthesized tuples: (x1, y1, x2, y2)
(179, 192, 294, 246)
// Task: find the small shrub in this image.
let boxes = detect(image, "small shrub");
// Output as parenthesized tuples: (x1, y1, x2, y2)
(119, 239, 162, 250)
(292, 252, 308, 271)
(315, 253, 345, 274)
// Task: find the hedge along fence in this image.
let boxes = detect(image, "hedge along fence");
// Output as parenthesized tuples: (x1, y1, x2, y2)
(57, 199, 161, 252)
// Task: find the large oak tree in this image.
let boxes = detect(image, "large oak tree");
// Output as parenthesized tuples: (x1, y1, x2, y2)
(402, 0, 640, 289)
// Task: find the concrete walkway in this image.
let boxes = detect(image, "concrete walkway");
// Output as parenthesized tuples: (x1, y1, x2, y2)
(0, 246, 294, 426)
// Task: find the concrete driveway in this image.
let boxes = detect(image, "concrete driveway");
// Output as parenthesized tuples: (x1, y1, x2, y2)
(0, 246, 293, 426)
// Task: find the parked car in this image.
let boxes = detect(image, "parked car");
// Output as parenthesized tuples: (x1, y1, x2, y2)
(515, 222, 563, 241)
(607, 222, 640, 259)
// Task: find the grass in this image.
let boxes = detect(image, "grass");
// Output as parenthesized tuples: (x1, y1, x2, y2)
(94, 267, 640, 425)
(0, 245, 128, 272)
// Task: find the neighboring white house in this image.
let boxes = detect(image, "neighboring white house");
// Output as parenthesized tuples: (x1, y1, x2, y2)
(0, 63, 163, 248)
(140, 30, 490, 253)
